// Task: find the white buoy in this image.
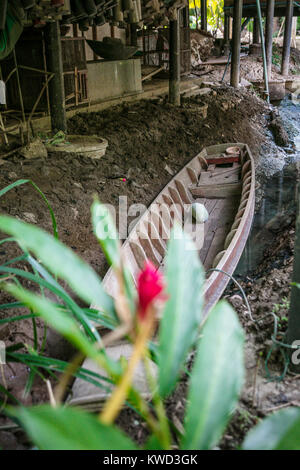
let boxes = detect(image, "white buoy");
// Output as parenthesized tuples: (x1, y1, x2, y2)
(191, 202, 209, 223)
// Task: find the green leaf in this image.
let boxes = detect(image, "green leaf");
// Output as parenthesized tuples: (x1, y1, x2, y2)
(182, 301, 244, 450)
(11, 405, 137, 450)
(0, 263, 101, 341)
(0, 215, 114, 315)
(158, 225, 204, 397)
(91, 198, 136, 316)
(5, 284, 109, 369)
(243, 408, 300, 450)
(91, 198, 121, 268)
(0, 179, 58, 239)
(144, 434, 164, 450)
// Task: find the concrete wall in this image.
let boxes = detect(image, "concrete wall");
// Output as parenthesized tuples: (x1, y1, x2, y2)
(87, 58, 142, 103)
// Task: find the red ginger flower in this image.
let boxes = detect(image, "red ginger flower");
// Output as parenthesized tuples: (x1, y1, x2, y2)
(137, 261, 165, 321)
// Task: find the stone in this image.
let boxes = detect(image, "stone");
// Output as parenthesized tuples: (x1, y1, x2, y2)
(20, 137, 47, 159)
(269, 116, 289, 147)
(0, 323, 9, 340)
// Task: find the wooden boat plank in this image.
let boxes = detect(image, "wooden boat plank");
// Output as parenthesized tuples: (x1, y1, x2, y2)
(202, 197, 240, 269)
(199, 200, 224, 265)
(190, 182, 242, 199)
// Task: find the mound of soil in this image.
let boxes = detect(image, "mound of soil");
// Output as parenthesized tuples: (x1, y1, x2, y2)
(221, 221, 300, 449)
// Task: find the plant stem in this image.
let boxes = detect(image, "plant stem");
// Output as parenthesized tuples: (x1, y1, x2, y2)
(99, 316, 154, 425)
(143, 352, 171, 449)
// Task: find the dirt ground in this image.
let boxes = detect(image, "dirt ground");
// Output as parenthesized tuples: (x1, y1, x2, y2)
(221, 221, 300, 449)
(192, 46, 300, 84)
(0, 84, 297, 449)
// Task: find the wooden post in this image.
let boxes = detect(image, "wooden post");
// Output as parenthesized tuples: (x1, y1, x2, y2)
(265, 0, 274, 78)
(73, 23, 78, 38)
(130, 23, 138, 47)
(12, 49, 26, 124)
(281, 0, 294, 76)
(92, 25, 98, 60)
(287, 182, 300, 373)
(253, 17, 260, 43)
(224, 13, 230, 42)
(169, 12, 180, 106)
(201, 0, 207, 32)
(45, 21, 67, 133)
(230, 0, 242, 88)
(256, 0, 269, 102)
(292, 17, 297, 48)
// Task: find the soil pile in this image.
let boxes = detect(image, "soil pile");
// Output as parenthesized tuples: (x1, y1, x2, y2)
(190, 29, 214, 67)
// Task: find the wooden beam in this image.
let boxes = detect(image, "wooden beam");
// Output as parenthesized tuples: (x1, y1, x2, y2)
(265, 0, 275, 78)
(169, 13, 180, 106)
(230, 0, 243, 88)
(45, 21, 67, 133)
(281, 0, 294, 76)
(190, 182, 242, 199)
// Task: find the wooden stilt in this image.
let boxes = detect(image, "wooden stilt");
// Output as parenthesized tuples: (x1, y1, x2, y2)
(281, 0, 294, 76)
(201, 0, 207, 31)
(224, 13, 230, 42)
(265, 0, 275, 78)
(45, 21, 67, 133)
(230, 0, 243, 88)
(92, 25, 98, 60)
(130, 23, 138, 47)
(73, 24, 78, 38)
(169, 12, 180, 106)
(253, 17, 260, 43)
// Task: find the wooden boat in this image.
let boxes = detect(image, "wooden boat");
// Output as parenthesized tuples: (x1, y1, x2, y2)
(69, 142, 255, 408)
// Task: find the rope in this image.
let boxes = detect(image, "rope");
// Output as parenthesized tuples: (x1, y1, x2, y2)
(206, 267, 254, 320)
